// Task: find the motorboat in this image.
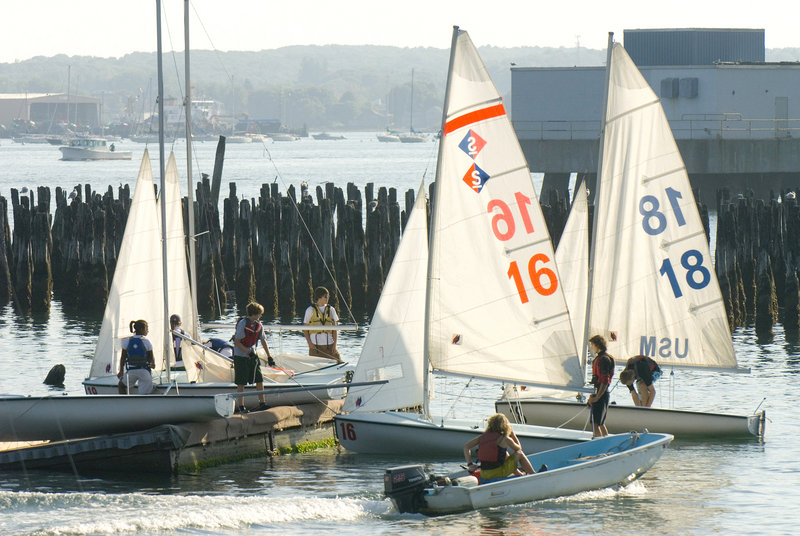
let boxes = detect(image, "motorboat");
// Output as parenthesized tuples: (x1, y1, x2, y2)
(59, 138, 132, 160)
(385, 430, 673, 515)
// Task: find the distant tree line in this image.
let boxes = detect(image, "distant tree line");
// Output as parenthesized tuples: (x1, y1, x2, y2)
(2, 44, 798, 132)
(0, 45, 608, 132)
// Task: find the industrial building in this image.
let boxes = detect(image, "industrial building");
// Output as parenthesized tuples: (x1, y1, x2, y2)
(511, 29, 800, 200)
(0, 93, 100, 131)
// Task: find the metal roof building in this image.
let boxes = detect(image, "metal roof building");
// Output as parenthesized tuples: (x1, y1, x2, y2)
(0, 93, 100, 129)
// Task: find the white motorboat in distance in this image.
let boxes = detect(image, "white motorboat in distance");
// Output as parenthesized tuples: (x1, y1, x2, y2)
(0, 394, 234, 442)
(385, 431, 673, 515)
(59, 138, 132, 160)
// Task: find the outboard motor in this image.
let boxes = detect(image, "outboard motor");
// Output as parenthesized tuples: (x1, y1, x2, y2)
(384, 465, 427, 513)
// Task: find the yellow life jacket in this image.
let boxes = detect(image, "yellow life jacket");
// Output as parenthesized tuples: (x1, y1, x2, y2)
(308, 305, 335, 337)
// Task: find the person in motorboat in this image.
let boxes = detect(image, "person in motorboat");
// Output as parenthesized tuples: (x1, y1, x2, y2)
(232, 302, 274, 414)
(463, 413, 536, 481)
(117, 319, 156, 394)
(619, 355, 662, 407)
(587, 334, 615, 437)
(170, 314, 185, 370)
(303, 286, 342, 363)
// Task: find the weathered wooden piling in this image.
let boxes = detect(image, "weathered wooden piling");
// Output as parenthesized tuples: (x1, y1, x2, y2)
(30, 187, 53, 313)
(10, 189, 33, 313)
(234, 199, 256, 310)
(0, 196, 12, 305)
(781, 254, 800, 337)
(254, 183, 279, 317)
(194, 176, 226, 318)
(754, 249, 778, 338)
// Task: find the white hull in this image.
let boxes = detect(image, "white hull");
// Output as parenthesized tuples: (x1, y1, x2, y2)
(398, 133, 427, 143)
(414, 432, 672, 514)
(0, 394, 234, 441)
(335, 412, 590, 456)
(495, 398, 766, 438)
(59, 147, 132, 160)
(83, 368, 350, 407)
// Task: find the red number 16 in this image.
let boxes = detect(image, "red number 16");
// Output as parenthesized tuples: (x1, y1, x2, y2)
(508, 254, 558, 303)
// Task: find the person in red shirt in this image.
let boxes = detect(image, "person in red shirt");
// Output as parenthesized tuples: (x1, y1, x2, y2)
(587, 334, 615, 437)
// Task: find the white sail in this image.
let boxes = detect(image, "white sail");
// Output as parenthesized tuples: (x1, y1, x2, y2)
(91, 151, 167, 376)
(427, 29, 583, 388)
(556, 179, 589, 367)
(161, 153, 232, 383)
(590, 43, 737, 370)
(342, 183, 429, 412)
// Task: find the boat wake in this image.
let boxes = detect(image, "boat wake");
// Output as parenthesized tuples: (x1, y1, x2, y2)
(0, 491, 392, 535)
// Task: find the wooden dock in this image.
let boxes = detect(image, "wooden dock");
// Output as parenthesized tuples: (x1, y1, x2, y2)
(0, 400, 343, 475)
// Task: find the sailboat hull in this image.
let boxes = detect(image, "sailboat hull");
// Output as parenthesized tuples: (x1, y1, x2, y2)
(334, 411, 590, 456)
(495, 398, 765, 438)
(83, 369, 349, 407)
(0, 394, 234, 441)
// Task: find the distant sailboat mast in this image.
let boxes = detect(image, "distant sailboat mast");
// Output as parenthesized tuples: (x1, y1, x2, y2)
(409, 68, 415, 133)
(184, 0, 199, 339)
(156, 0, 172, 380)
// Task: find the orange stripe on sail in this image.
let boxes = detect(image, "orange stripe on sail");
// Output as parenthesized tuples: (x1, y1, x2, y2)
(444, 103, 506, 135)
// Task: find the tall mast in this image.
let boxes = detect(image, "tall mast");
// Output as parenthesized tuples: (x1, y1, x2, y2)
(184, 0, 199, 339)
(156, 0, 171, 380)
(581, 32, 614, 363)
(422, 26, 460, 420)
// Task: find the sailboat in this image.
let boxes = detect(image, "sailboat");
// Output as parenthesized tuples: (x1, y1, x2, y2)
(398, 69, 428, 143)
(334, 28, 593, 456)
(496, 37, 767, 438)
(83, 1, 351, 407)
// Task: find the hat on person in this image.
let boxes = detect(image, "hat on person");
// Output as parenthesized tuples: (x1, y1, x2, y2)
(170, 314, 181, 324)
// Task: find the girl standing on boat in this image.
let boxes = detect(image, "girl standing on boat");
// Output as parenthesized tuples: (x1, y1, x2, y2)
(463, 413, 536, 481)
(587, 334, 615, 437)
(117, 319, 156, 394)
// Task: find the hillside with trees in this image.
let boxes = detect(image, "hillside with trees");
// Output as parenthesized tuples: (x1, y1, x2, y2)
(1, 44, 797, 132)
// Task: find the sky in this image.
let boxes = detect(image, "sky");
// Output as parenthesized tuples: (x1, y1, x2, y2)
(2, 0, 797, 64)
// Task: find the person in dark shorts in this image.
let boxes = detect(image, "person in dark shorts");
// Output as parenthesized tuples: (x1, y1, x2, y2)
(619, 355, 662, 407)
(586, 334, 615, 437)
(232, 302, 274, 414)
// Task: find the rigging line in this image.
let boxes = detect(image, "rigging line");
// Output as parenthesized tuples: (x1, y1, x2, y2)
(443, 377, 474, 419)
(189, 0, 235, 86)
(252, 135, 357, 324)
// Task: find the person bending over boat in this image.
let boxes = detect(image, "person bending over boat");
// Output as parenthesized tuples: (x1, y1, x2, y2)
(232, 302, 273, 414)
(463, 413, 536, 481)
(117, 319, 156, 394)
(619, 355, 662, 407)
(587, 334, 615, 438)
(303, 286, 342, 363)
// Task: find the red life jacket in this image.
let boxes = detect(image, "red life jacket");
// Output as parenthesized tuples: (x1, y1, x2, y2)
(240, 318, 262, 348)
(477, 432, 507, 469)
(591, 351, 615, 387)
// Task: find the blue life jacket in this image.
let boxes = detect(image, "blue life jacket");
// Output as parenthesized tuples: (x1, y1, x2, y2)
(126, 336, 150, 369)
